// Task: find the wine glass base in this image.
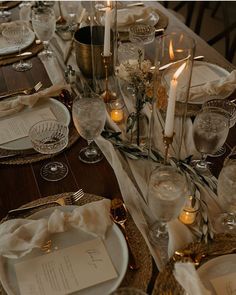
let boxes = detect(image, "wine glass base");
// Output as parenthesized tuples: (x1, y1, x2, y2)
(38, 50, 54, 60)
(79, 146, 104, 164)
(0, 11, 11, 23)
(40, 161, 68, 181)
(13, 61, 32, 72)
(191, 160, 212, 176)
(213, 213, 236, 233)
(209, 145, 226, 157)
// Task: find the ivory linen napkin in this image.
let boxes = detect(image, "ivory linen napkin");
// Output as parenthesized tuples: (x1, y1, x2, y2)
(189, 69, 236, 102)
(174, 262, 211, 295)
(0, 83, 71, 118)
(0, 199, 111, 259)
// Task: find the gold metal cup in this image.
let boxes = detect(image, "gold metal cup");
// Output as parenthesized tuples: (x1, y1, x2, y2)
(74, 26, 113, 79)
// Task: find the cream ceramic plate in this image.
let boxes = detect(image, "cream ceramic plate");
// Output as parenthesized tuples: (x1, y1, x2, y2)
(0, 26, 35, 56)
(162, 61, 230, 105)
(0, 206, 128, 295)
(0, 98, 71, 151)
(197, 254, 236, 294)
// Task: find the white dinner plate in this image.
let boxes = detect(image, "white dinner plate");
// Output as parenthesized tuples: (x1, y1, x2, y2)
(162, 61, 230, 105)
(0, 206, 128, 295)
(197, 254, 236, 294)
(0, 26, 35, 56)
(0, 98, 71, 151)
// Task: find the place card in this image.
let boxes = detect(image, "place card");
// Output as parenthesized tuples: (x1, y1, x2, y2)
(191, 65, 221, 87)
(210, 272, 236, 295)
(14, 238, 118, 295)
(0, 107, 56, 145)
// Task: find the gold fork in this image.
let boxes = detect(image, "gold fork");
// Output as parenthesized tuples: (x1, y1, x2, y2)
(0, 81, 43, 100)
(8, 189, 84, 216)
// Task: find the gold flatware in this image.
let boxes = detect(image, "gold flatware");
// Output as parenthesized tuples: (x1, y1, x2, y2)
(158, 55, 204, 71)
(0, 81, 43, 100)
(0, 51, 33, 61)
(126, 2, 144, 7)
(110, 198, 139, 270)
(8, 189, 84, 216)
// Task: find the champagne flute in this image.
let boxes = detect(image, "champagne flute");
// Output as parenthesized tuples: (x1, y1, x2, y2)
(147, 165, 187, 262)
(31, 7, 56, 59)
(2, 24, 32, 71)
(29, 120, 69, 182)
(193, 107, 230, 174)
(72, 96, 106, 164)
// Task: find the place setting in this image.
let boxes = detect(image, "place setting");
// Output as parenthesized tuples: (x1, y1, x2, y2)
(0, 192, 152, 295)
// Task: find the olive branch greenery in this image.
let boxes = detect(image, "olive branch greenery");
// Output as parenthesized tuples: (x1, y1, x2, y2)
(102, 129, 216, 242)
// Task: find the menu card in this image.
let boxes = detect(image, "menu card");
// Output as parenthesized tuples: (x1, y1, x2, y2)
(191, 65, 221, 87)
(0, 107, 56, 145)
(210, 272, 236, 295)
(14, 238, 118, 295)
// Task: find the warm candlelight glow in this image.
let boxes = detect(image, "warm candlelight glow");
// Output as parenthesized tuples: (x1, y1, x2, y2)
(164, 62, 187, 137)
(179, 196, 199, 225)
(169, 40, 175, 60)
(111, 109, 124, 123)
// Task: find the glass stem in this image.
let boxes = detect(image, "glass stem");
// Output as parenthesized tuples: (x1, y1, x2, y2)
(43, 41, 49, 53)
(199, 153, 207, 166)
(85, 140, 98, 158)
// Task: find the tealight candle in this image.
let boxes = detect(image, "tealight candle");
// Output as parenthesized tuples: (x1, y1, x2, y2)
(110, 100, 124, 124)
(179, 196, 199, 225)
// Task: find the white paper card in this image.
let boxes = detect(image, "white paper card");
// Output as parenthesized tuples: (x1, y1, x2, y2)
(14, 238, 118, 295)
(0, 107, 56, 145)
(210, 272, 236, 295)
(191, 65, 221, 87)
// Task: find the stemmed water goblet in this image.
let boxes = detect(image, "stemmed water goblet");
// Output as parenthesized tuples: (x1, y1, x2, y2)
(29, 120, 69, 182)
(31, 6, 56, 59)
(215, 159, 236, 232)
(72, 96, 106, 164)
(193, 106, 230, 174)
(147, 165, 187, 261)
(2, 24, 32, 71)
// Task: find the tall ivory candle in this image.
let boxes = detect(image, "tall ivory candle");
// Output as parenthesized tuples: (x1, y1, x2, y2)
(103, 2, 111, 56)
(164, 78, 177, 137)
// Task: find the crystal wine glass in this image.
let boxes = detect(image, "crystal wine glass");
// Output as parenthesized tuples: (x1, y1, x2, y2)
(72, 96, 106, 164)
(31, 7, 56, 59)
(202, 99, 236, 157)
(148, 166, 187, 248)
(193, 106, 230, 174)
(216, 160, 236, 231)
(2, 24, 32, 71)
(29, 120, 69, 182)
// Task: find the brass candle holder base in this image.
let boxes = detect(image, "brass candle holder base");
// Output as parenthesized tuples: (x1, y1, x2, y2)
(101, 52, 116, 103)
(163, 133, 174, 164)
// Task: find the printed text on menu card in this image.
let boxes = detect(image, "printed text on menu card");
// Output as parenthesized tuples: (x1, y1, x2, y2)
(14, 238, 118, 295)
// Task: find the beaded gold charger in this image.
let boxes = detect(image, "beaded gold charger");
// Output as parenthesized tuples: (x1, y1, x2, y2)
(0, 193, 152, 294)
(152, 234, 236, 295)
(0, 125, 79, 165)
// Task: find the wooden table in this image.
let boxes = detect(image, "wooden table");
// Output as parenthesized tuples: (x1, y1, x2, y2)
(0, 1, 235, 217)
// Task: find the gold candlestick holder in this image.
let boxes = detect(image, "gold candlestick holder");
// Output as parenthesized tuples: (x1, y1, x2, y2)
(163, 132, 175, 164)
(101, 52, 116, 103)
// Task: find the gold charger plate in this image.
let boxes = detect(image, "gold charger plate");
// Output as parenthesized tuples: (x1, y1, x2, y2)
(0, 193, 152, 294)
(152, 234, 236, 295)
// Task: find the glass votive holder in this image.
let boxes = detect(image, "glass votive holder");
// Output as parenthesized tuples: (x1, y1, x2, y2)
(118, 42, 144, 64)
(129, 23, 155, 45)
(110, 99, 125, 124)
(109, 287, 148, 295)
(179, 195, 199, 225)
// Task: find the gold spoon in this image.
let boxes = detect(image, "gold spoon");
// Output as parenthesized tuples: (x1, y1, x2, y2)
(110, 198, 139, 270)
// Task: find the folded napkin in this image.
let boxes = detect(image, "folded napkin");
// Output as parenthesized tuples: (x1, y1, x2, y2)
(189, 70, 236, 102)
(117, 6, 155, 27)
(0, 82, 71, 118)
(174, 262, 211, 295)
(0, 199, 112, 259)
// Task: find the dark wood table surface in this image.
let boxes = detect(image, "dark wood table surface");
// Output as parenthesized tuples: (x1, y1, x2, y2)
(0, 2, 235, 223)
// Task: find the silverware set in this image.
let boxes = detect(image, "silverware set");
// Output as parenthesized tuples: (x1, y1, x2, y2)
(8, 189, 84, 216)
(0, 81, 43, 100)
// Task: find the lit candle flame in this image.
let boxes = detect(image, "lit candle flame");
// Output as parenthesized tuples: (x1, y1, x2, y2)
(169, 40, 175, 60)
(173, 62, 186, 80)
(107, 0, 110, 7)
